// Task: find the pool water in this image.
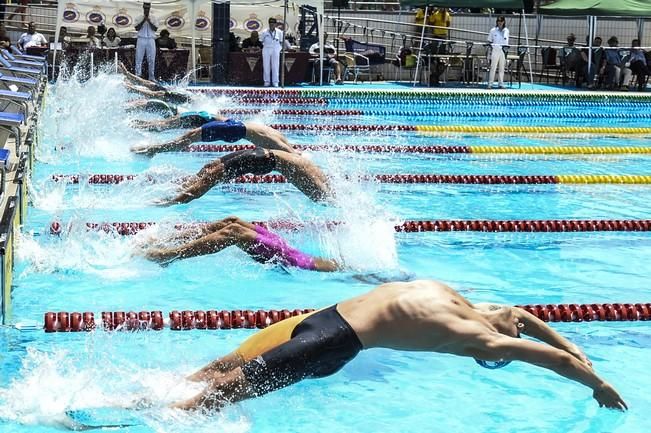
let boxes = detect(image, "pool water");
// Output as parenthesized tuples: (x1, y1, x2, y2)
(1, 72, 650, 432)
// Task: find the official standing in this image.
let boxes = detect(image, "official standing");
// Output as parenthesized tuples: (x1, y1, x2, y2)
(260, 17, 287, 87)
(487, 15, 509, 89)
(134, 2, 159, 81)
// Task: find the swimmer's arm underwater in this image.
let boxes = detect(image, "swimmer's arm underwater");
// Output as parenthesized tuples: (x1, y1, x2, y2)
(513, 307, 592, 366)
(131, 128, 200, 155)
(473, 334, 627, 410)
(131, 115, 183, 131)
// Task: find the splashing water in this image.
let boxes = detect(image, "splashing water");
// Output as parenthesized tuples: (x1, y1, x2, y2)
(0, 345, 251, 432)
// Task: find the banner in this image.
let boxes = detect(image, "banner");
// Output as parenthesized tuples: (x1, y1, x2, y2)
(59, 1, 300, 40)
(60, 1, 212, 38)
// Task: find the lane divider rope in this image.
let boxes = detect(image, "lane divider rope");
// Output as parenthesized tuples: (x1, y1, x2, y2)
(49, 219, 651, 236)
(270, 124, 651, 135)
(220, 107, 651, 120)
(186, 144, 651, 155)
(192, 87, 651, 103)
(42, 302, 651, 332)
(50, 173, 651, 185)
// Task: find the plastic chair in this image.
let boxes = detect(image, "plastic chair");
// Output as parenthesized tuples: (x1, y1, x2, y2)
(540, 47, 561, 83)
(507, 46, 528, 88)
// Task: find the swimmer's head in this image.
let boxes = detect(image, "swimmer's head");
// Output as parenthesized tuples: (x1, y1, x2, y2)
(475, 303, 524, 339)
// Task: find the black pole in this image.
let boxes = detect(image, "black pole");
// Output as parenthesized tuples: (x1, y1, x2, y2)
(211, 1, 230, 84)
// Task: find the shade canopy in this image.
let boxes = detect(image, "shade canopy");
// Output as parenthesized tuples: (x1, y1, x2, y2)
(400, 0, 523, 8)
(540, 0, 651, 16)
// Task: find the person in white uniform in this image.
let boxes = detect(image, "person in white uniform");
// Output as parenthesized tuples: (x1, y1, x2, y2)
(134, 2, 159, 81)
(260, 17, 290, 87)
(487, 16, 509, 89)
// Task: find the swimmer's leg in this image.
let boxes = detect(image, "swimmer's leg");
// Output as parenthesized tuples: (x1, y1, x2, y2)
(186, 352, 245, 382)
(272, 151, 333, 202)
(171, 367, 255, 411)
(145, 222, 257, 262)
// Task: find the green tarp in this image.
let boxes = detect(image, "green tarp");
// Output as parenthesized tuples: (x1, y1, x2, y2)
(540, 0, 651, 16)
(400, 0, 523, 8)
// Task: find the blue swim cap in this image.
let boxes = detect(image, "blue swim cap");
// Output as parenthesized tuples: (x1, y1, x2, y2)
(475, 359, 512, 369)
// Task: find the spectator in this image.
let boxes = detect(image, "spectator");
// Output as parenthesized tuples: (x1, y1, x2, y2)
(627, 39, 649, 91)
(103, 28, 121, 48)
(241, 31, 263, 52)
(487, 16, 509, 89)
(430, 8, 451, 49)
(17, 21, 47, 52)
(156, 29, 177, 49)
(134, 2, 159, 81)
(57, 26, 72, 50)
(604, 36, 632, 90)
(6, 0, 28, 26)
(309, 33, 344, 84)
(563, 33, 587, 87)
(229, 32, 241, 52)
(85, 26, 101, 49)
(586, 36, 605, 88)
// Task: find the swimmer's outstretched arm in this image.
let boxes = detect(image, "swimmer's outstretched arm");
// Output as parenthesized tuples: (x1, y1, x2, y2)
(124, 82, 166, 99)
(131, 128, 201, 155)
(474, 334, 627, 410)
(131, 115, 183, 131)
(119, 62, 162, 91)
(145, 221, 254, 262)
(513, 308, 592, 366)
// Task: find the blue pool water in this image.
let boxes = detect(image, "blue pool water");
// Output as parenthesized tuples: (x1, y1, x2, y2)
(1, 73, 650, 432)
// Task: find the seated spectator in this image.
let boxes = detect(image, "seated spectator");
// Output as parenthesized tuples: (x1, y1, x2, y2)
(563, 33, 587, 87)
(156, 29, 177, 50)
(604, 36, 632, 90)
(626, 39, 649, 91)
(57, 26, 71, 50)
(241, 31, 263, 52)
(103, 27, 121, 48)
(85, 26, 101, 49)
(17, 21, 47, 52)
(309, 33, 344, 84)
(393, 46, 417, 68)
(586, 36, 605, 88)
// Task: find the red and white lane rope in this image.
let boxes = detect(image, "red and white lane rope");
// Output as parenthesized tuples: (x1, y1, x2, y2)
(49, 219, 651, 236)
(43, 303, 651, 332)
(50, 173, 651, 185)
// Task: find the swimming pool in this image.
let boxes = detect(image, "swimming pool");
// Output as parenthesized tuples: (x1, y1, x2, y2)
(1, 73, 650, 432)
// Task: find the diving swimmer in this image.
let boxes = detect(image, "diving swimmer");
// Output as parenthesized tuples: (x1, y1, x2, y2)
(158, 147, 332, 205)
(119, 62, 193, 106)
(169, 280, 627, 412)
(144, 216, 339, 272)
(130, 112, 297, 155)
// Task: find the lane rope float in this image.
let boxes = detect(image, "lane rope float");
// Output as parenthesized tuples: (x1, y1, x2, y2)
(49, 219, 651, 236)
(219, 107, 651, 120)
(42, 302, 651, 332)
(186, 144, 651, 155)
(51, 173, 651, 185)
(270, 124, 651, 135)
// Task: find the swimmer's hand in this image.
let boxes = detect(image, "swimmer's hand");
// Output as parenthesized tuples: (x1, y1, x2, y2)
(145, 248, 180, 265)
(130, 144, 159, 156)
(593, 382, 627, 411)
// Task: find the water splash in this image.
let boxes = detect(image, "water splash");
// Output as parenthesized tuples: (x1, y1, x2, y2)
(0, 345, 251, 432)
